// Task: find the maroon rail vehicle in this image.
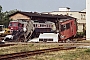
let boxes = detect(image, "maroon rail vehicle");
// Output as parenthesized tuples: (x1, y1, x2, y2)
(59, 19, 77, 42)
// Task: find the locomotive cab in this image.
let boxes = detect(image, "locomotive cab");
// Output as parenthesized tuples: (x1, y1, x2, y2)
(59, 19, 77, 42)
(8, 20, 23, 31)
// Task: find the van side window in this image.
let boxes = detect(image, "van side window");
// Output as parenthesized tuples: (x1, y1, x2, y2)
(66, 23, 70, 29)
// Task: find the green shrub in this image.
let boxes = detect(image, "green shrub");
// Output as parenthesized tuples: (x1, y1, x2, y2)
(76, 31, 86, 38)
(85, 49, 90, 53)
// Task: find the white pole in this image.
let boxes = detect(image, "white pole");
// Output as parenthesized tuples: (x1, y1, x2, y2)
(86, 0, 90, 40)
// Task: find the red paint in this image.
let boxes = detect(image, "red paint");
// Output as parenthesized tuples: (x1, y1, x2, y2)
(59, 19, 77, 40)
(8, 21, 23, 31)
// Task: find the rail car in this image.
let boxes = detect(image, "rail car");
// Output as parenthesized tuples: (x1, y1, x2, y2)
(32, 20, 56, 32)
(31, 20, 56, 38)
(59, 19, 77, 42)
(30, 18, 77, 42)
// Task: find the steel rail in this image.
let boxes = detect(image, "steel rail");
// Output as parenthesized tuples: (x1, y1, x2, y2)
(0, 46, 76, 60)
(0, 44, 16, 47)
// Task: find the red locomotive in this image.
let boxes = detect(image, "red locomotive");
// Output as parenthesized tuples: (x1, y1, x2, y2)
(8, 20, 24, 31)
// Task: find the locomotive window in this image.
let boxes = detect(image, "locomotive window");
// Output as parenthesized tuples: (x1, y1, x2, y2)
(63, 25, 66, 28)
(66, 23, 70, 29)
(9, 23, 12, 26)
(13, 23, 18, 26)
(61, 25, 65, 31)
(18, 23, 21, 26)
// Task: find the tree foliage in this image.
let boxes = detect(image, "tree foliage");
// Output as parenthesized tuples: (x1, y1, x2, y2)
(0, 5, 18, 27)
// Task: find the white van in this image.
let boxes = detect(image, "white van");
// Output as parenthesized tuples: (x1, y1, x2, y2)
(39, 33, 59, 42)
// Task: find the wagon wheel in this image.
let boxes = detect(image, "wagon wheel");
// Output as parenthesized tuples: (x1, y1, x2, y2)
(66, 39, 71, 43)
(66, 39, 76, 43)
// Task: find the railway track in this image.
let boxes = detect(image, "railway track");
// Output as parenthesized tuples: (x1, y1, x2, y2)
(0, 44, 16, 47)
(0, 46, 76, 60)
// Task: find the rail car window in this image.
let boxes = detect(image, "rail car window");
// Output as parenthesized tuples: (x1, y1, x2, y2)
(36, 24, 37, 27)
(66, 23, 70, 29)
(33, 24, 35, 27)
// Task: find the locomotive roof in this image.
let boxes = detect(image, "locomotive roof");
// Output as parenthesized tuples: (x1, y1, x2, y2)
(10, 20, 26, 24)
(59, 18, 75, 22)
(9, 11, 75, 20)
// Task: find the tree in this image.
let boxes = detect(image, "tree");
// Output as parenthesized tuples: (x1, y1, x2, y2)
(0, 5, 3, 21)
(0, 5, 11, 27)
(0, 5, 2, 12)
(0, 5, 19, 27)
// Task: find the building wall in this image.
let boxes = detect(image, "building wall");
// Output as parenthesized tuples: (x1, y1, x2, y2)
(10, 13, 30, 20)
(59, 7, 70, 11)
(77, 24, 84, 32)
(77, 13, 86, 24)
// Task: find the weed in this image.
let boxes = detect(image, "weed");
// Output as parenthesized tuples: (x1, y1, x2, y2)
(85, 49, 90, 53)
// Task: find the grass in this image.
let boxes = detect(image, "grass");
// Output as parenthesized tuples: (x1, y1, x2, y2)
(1, 43, 90, 60)
(21, 49, 90, 60)
(77, 40, 90, 43)
(0, 43, 60, 55)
